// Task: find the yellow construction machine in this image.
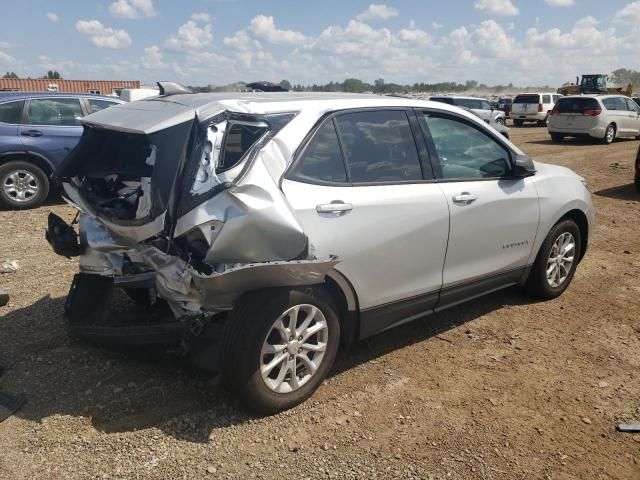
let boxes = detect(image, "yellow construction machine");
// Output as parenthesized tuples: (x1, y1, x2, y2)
(557, 74, 632, 96)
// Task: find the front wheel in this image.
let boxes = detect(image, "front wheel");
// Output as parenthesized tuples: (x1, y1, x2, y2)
(0, 161, 50, 209)
(220, 286, 340, 414)
(524, 219, 582, 299)
(513, 120, 523, 127)
(494, 117, 505, 125)
(602, 123, 616, 144)
(537, 116, 549, 127)
(550, 133, 564, 143)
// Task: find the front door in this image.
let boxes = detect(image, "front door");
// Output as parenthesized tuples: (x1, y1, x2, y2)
(18, 97, 85, 167)
(418, 110, 540, 308)
(281, 109, 450, 335)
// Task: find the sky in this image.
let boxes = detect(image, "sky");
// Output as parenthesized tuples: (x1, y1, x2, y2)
(2, 0, 640, 87)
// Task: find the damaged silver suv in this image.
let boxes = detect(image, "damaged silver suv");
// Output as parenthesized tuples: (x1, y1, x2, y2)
(47, 84, 594, 413)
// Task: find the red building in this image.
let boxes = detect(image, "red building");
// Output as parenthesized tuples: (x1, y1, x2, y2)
(0, 78, 140, 95)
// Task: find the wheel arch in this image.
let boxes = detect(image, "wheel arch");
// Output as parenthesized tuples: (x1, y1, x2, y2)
(557, 208, 589, 262)
(0, 151, 55, 178)
(325, 269, 360, 348)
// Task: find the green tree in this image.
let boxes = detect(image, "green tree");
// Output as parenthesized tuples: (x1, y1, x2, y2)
(373, 78, 385, 93)
(3, 72, 18, 79)
(44, 70, 62, 79)
(279, 79, 292, 91)
(342, 78, 368, 93)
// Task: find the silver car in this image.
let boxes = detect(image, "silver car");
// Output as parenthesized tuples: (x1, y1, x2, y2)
(548, 94, 640, 144)
(429, 96, 506, 125)
(48, 87, 594, 413)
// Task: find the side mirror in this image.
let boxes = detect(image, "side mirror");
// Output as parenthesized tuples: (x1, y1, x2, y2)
(512, 154, 536, 178)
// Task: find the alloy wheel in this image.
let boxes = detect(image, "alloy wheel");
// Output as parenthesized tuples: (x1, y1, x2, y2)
(546, 232, 575, 288)
(260, 304, 329, 394)
(2, 169, 39, 203)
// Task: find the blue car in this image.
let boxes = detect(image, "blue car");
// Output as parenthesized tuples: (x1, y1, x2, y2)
(0, 92, 123, 209)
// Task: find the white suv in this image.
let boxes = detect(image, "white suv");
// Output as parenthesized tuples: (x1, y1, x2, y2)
(548, 94, 640, 144)
(511, 93, 561, 126)
(429, 96, 505, 124)
(47, 89, 594, 413)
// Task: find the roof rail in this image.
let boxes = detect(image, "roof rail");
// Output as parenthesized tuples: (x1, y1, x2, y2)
(157, 81, 193, 96)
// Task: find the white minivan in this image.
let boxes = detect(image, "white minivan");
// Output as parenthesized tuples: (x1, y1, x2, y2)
(512, 93, 561, 126)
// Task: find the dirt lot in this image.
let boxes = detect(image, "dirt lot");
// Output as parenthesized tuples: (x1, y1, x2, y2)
(1, 125, 639, 480)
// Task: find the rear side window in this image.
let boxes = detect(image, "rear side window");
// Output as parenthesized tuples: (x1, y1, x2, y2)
(0, 100, 24, 124)
(542, 95, 551, 104)
(217, 122, 267, 172)
(557, 97, 600, 114)
(334, 110, 423, 183)
(289, 120, 347, 184)
(87, 99, 119, 113)
(514, 94, 540, 104)
(27, 98, 83, 126)
(602, 97, 627, 111)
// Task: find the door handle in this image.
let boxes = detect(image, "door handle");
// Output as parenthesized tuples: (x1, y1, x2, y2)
(21, 130, 43, 137)
(316, 201, 353, 215)
(452, 192, 477, 205)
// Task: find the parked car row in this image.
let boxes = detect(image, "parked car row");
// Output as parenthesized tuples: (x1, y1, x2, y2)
(0, 92, 123, 209)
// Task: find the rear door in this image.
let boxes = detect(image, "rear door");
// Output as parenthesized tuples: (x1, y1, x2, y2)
(602, 97, 630, 134)
(18, 97, 85, 167)
(417, 110, 539, 308)
(624, 97, 640, 135)
(553, 97, 601, 131)
(282, 109, 450, 335)
(0, 99, 25, 155)
(512, 94, 539, 117)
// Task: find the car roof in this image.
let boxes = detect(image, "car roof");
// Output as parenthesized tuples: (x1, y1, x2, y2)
(0, 91, 122, 102)
(559, 94, 626, 100)
(82, 92, 495, 135)
(430, 95, 489, 101)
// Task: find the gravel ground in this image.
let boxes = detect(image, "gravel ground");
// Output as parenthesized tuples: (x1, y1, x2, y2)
(1, 125, 639, 480)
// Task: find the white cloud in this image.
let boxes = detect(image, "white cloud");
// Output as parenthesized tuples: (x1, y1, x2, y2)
(191, 12, 211, 22)
(355, 4, 399, 21)
(164, 19, 213, 51)
(75, 20, 132, 49)
(474, 0, 519, 16)
(544, 0, 575, 6)
(0, 50, 15, 64)
(142, 45, 167, 69)
(432, 21, 443, 30)
(614, 1, 640, 23)
(109, 0, 155, 19)
(46, 12, 59, 22)
(248, 15, 308, 45)
(526, 16, 620, 55)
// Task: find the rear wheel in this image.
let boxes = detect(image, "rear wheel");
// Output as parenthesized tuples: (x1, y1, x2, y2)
(635, 172, 640, 193)
(220, 286, 340, 414)
(524, 219, 581, 299)
(494, 117, 505, 125)
(550, 133, 564, 143)
(537, 116, 548, 127)
(602, 123, 616, 144)
(513, 120, 523, 127)
(0, 161, 50, 209)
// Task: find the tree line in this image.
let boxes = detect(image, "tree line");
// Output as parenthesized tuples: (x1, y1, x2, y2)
(2, 71, 62, 79)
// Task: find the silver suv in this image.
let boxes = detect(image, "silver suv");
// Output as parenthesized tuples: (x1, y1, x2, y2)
(429, 96, 506, 124)
(48, 89, 594, 413)
(548, 94, 640, 144)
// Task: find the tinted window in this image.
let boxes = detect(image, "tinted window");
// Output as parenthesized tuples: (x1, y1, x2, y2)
(602, 97, 626, 111)
(542, 95, 551, 103)
(289, 120, 347, 184)
(0, 100, 24, 124)
(422, 114, 510, 179)
(217, 122, 267, 172)
(553, 95, 561, 103)
(87, 99, 118, 113)
(557, 97, 600, 114)
(625, 98, 640, 112)
(27, 98, 83, 126)
(514, 94, 540, 104)
(334, 110, 422, 183)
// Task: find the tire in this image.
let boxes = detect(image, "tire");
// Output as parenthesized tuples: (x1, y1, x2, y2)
(602, 123, 616, 145)
(635, 172, 640, 193)
(495, 117, 505, 125)
(220, 286, 340, 414)
(0, 160, 50, 209)
(537, 116, 548, 127)
(550, 133, 564, 143)
(524, 219, 582, 300)
(513, 120, 523, 127)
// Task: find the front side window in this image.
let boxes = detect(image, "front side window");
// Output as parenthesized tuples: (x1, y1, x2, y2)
(334, 110, 423, 183)
(0, 100, 24, 124)
(289, 120, 347, 184)
(625, 98, 640, 112)
(87, 98, 118, 114)
(27, 98, 83, 126)
(422, 114, 510, 179)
